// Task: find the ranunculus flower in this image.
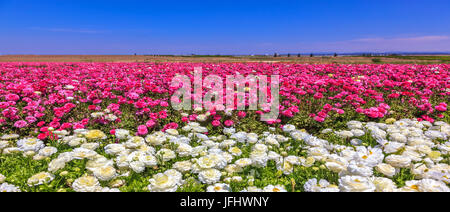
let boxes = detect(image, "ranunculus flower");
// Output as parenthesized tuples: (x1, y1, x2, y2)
(211, 120, 221, 127)
(14, 120, 27, 128)
(137, 125, 148, 135)
(237, 111, 246, 118)
(224, 120, 234, 127)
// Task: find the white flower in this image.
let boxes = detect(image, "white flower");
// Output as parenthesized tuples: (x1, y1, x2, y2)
(207, 183, 231, 192)
(347, 121, 363, 129)
(382, 142, 405, 154)
(347, 161, 373, 177)
(157, 148, 176, 162)
(282, 124, 296, 133)
(352, 146, 384, 167)
(80, 143, 100, 151)
(225, 146, 241, 156)
(90, 112, 105, 118)
(38, 147, 58, 157)
(173, 161, 193, 173)
(351, 129, 365, 137)
(27, 172, 54, 186)
(148, 173, 179, 192)
(197, 154, 219, 169)
(72, 176, 101, 192)
(17, 138, 45, 152)
(176, 143, 193, 157)
(263, 185, 287, 192)
(0, 140, 10, 149)
(247, 133, 259, 143)
(115, 154, 130, 169)
(3, 147, 21, 154)
(125, 136, 145, 149)
(48, 158, 67, 173)
(129, 161, 146, 173)
(371, 177, 397, 192)
(307, 147, 329, 160)
(68, 137, 86, 147)
(250, 150, 269, 167)
(71, 148, 98, 160)
(86, 157, 114, 172)
(424, 130, 446, 140)
(93, 166, 116, 181)
(223, 127, 236, 135)
(105, 144, 127, 155)
(220, 139, 237, 148)
(138, 154, 158, 166)
(416, 179, 450, 192)
(198, 169, 222, 184)
(190, 146, 208, 157)
(105, 114, 118, 122)
(100, 187, 121, 192)
(223, 164, 242, 174)
(336, 131, 354, 139)
(241, 186, 263, 192)
(164, 169, 183, 183)
(325, 155, 348, 173)
(0, 174, 5, 183)
(146, 132, 167, 146)
(196, 114, 208, 122)
(115, 129, 130, 140)
(277, 160, 294, 175)
(385, 155, 411, 168)
(1, 134, 20, 140)
(338, 175, 376, 192)
(0, 183, 21, 192)
(375, 163, 396, 178)
(304, 178, 339, 192)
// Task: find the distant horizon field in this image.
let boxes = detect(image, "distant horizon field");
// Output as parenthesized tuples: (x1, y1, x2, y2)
(1, 54, 450, 64)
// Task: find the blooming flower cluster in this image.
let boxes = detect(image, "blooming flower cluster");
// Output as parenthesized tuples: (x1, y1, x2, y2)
(0, 117, 448, 192)
(0, 63, 448, 192)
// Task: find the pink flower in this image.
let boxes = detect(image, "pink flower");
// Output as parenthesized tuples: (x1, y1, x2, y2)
(211, 120, 221, 127)
(160, 101, 169, 107)
(224, 120, 234, 127)
(137, 125, 148, 135)
(162, 122, 179, 132)
(37, 133, 47, 140)
(5, 94, 20, 101)
(313, 92, 323, 99)
(336, 109, 345, 114)
(146, 120, 156, 128)
(25, 116, 37, 123)
(14, 120, 27, 128)
(435, 103, 447, 112)
(237, 111, 247, 118)
(314, 116, 325, 122)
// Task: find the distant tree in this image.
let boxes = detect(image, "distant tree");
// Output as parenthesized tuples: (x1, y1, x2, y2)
(310, 53, 314, 57)
(334, 53, 338, 57)
(287, 53, 291, 57)
(297, 53, 301, 57)
(274, 53, 278, 57)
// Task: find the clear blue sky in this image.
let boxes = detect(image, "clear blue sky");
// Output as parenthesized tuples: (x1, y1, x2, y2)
(1, 0, 450, 54)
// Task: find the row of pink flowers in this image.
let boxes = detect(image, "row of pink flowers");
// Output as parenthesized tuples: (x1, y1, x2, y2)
(0, 62, 448, 138)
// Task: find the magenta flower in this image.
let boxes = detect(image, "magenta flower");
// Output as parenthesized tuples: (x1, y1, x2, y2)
(224, 120, 234, 127)
(14, 120, 28, 128)
(137, 125, 148, 135)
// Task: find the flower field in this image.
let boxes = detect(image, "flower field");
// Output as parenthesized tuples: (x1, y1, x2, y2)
(0, 62, 449, 192)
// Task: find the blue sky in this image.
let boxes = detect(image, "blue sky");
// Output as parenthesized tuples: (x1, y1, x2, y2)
(1, 0, 450, 54)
